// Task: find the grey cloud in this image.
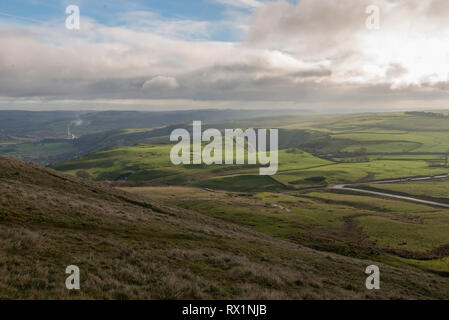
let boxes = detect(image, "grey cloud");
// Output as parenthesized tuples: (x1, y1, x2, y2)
(291, 69, 332, 78)
(1, 1, 449, 111)
(386, 64, 407, 78)
(142, 76, 180, 90)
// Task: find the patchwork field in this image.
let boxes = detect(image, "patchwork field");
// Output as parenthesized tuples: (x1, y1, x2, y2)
(3, 110, 449, 298)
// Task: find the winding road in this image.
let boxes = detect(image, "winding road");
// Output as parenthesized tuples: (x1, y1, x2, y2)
(330, 173, 449, 208)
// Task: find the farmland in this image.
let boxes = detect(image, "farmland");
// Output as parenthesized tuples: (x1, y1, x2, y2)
(4, 110, 449, 292)
(51, 111, 449, 191)
(3, 156, 449, 299)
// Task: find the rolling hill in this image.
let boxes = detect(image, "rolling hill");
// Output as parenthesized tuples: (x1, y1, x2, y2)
(1, 156, 449, 299)
(48, 111, 449, 189)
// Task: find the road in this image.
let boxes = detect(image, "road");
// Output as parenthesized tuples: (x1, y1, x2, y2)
(331, 184, 449, 208)
(330, 173, 449, 208)
(283, 172, 449, 208)
(366, 173, 449, 185)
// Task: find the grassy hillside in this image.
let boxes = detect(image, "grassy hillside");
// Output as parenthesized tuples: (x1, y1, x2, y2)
(123, 186, 449, 275)
(50, 143, 331, 190)
(7, 110, 449, 168)
(0, 110, 310, 164)
(49, 111, 449, 190)
(1, 156, 449, 299)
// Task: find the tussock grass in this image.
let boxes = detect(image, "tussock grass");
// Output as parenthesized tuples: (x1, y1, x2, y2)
(2, 156, 449, 299)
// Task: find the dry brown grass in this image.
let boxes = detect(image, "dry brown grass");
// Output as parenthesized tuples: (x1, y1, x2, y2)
(0, 156, 448, 300)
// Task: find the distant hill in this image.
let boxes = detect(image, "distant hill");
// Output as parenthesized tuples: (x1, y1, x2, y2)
(0, 156, 448, 299)
(0, 110, 84, 131)
(0, 109, 310, 139)
(0, 109, 313, 165)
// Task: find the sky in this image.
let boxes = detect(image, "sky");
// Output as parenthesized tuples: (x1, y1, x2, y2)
(1, 0, 449, 111)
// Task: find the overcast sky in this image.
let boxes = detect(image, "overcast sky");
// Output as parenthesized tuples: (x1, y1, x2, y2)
(1, 0, 449, 111)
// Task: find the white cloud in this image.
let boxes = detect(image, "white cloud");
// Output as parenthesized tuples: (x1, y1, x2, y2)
(116, 11, 213, 40)
(212, 0, 261, 9)
(143, 76, 180, 89)
(249, 0, 449, 90)
(2, 0, 449, 110)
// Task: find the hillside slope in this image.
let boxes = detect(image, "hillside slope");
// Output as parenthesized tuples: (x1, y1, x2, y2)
(0, 156, 448, 299)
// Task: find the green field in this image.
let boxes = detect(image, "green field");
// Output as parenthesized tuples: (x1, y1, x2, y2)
(122, 186, 449, 274)
(51, 144, 331, 189)
(3, 110, 449, 298)
(367, 179, 449, 199)
(275, 160, 449, 187)
(4, 156, 449, 299)
(41, 111, 449, 277)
